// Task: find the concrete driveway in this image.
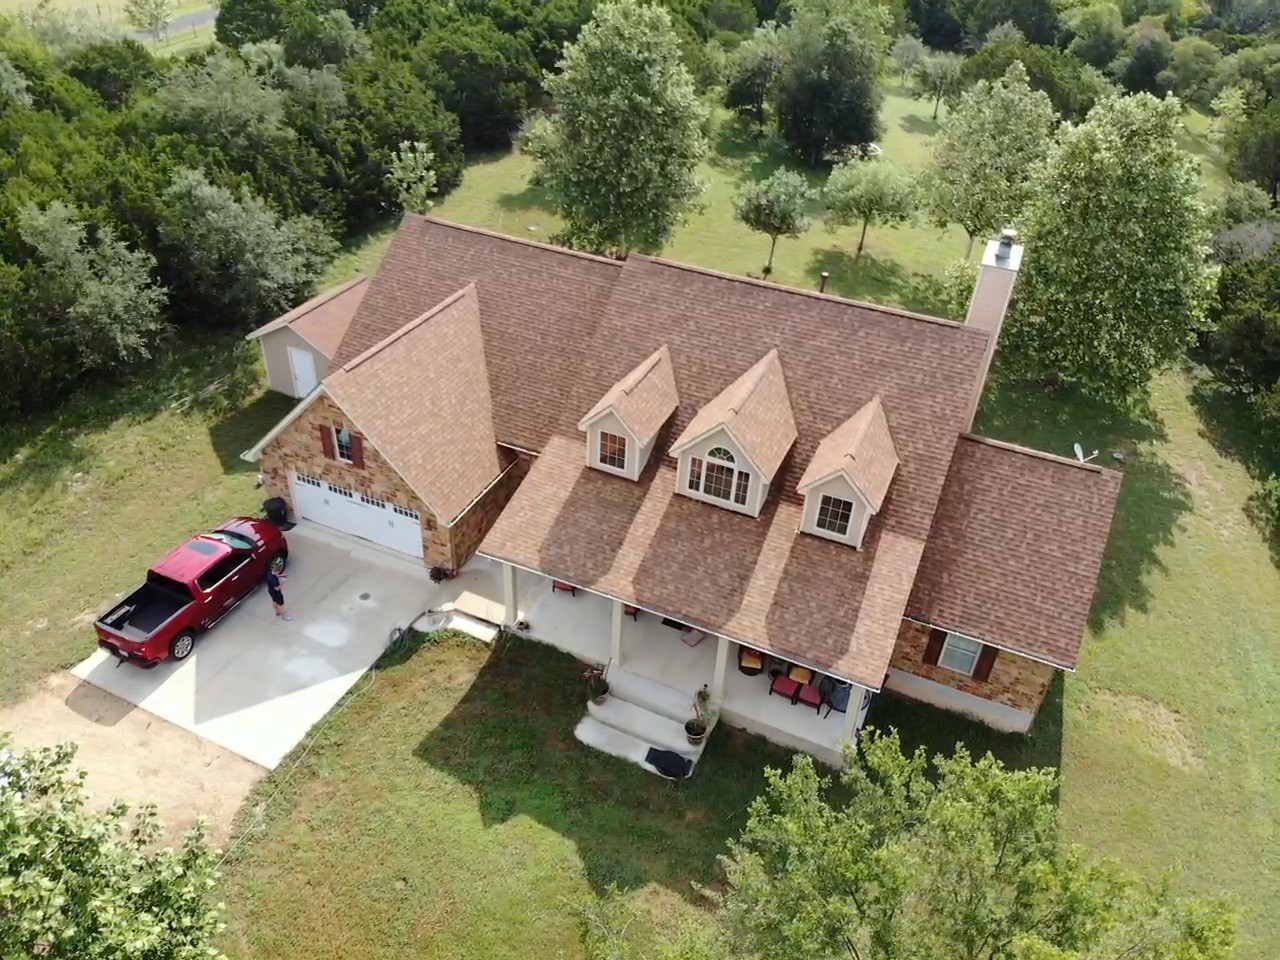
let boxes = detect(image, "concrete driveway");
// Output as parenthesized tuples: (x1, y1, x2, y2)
(71, 523, 434, 768)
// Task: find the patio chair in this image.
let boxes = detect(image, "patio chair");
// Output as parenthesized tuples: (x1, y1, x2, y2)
(787, 665, 813, 685)
(551, 579, 577, 596)
(796, 680, 823, 713)
(623, 604, 639, 620)
(738, 646, 764, 676)
(769, 672, 801, 703)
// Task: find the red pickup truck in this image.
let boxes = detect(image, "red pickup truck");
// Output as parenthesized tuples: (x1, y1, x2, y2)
(95, 518, 289, 666)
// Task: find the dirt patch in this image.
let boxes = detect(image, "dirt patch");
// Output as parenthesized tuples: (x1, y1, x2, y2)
(0, 673, 265, 846)
(1082, 690, 1204, 771)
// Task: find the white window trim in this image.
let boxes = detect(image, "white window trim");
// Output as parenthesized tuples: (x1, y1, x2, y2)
(938, 632, 983, 677)
(595, 430, 629, 476)
(333, 424, 355, 464)
(800, 476, 872, 548)
(586, 420, 638, 480)
(680, 448, 757, 516)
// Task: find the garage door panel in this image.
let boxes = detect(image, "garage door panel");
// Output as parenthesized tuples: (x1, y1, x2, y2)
(290, 471, 424, 559)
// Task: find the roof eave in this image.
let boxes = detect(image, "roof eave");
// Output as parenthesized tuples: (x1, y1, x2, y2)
(240, 385, 328, 462)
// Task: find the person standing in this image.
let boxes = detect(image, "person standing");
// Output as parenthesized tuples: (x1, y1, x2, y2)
(267, 558, 292, 621)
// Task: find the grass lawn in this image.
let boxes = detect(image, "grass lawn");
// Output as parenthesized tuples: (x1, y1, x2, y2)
(0, 81, 1273, 959)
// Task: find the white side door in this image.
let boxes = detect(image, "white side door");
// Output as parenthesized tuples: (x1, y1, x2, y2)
(287, 345, 319, 397)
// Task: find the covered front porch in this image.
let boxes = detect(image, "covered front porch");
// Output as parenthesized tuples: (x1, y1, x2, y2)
(458, 557, 872, 765)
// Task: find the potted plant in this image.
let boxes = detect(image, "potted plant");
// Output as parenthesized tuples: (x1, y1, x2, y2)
(695, 684, 711, 709)
(685, 704, 717, 745)
(584, 664, 609, 704)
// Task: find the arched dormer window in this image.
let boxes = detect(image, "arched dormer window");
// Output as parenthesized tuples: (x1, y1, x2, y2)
(688, 445, 751, 506)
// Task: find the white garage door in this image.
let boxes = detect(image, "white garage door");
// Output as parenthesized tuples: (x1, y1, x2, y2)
(291, 472, 425, 559)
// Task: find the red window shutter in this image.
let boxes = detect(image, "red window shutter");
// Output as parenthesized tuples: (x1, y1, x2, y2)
(319, 424, 336, 460)
(972, 645, 998, 682)
(350, 434, 366, 469)
(922, 628, 945, 666)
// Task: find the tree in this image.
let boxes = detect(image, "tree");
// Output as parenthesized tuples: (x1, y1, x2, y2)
(528, 0, 706, 254)
(1162, 37, 1222, 109)
(962, 30, 1113, 120)
(215, 0, 288, 47)
(1213, 246, 1280, 415)
(158, 168, 337, 325)
(734, 169, 816, 275)
(823, 160, 916, 257)
(1215, 179, 1276, 228)
(0, 740, 225, 959)
(1006, 94, 1216, 404)
(581, 731, 1236, 960)
(1109, 17, 1173, 96)
(18, 201, 167, 367)
(282, 9, 369, 69)
(889, 33, 924, 81)
(124, 0, 171, 41)
(909, 49, 964, 120)
(723, 23, 780, 126)
(1222, 99, 1280, 205)
(925, 61, 1056, 256)
(65, 38, 157, 109)
(774, 4, 886, 165)
(949, 0, 1058, 45)
(1064, 2, 1126, 71)
(386, 140, 438, 213)
(0, 53, 33, 108)
(1212, 42, 1280, 111)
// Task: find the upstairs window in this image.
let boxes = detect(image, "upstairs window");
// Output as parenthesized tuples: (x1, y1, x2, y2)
(333, 424, 354, 462)
(816, 495, 854, 536)
(599, 431, 627, 470)
(689, 447, 750, 507)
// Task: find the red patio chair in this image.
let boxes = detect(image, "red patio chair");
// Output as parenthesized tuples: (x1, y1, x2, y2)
(769, 673, 801, 703)
(796, 682, 823, 713)
(623, 604, 639, 620)
(551, 579, 577, 595)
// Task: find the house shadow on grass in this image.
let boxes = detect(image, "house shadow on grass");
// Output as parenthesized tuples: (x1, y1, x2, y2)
(207, 391, 296, 476)
(975, 376, 1193, 632)
(806, 247, 950, 316)
(412, 634, 796, 899)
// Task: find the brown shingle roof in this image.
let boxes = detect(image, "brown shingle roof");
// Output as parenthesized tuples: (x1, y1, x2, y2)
(669, 348, 797, 479)
(324, 285, 501, 522)
(578, 345, 678, 447)
(247, 277, 368, 358)
(329, 215, 622, 451)
(480, 436, 910, 688)
(798, 396, 900, 511)
(907, 435, 1122, 669)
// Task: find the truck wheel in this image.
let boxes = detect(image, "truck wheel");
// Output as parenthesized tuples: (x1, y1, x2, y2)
(170, 631, 196, 661)
(271, 549, 288, 572)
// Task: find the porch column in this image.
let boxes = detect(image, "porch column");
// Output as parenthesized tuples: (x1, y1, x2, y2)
(502, 562, 517, 625)
(610, 599, 624, 667)
(711, 634, 731, 701)
(840, 687, 865, 743)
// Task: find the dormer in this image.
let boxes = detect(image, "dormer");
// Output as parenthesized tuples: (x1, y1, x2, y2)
(669, 349, 797, 518)
(797, 396, 899, 548)
(578, 345, 679, 481)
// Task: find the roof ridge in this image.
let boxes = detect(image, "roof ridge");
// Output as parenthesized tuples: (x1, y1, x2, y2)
(415, 214, 625, 269)
(247, 275, 367, 340)
(340, 283, 474, 373)
(960, 433, 1108, 474)
(842, 395, 881, 459)
(729, 348, 779, 414)
(618, 345, 666, 396)
(629, 254, 979, 333)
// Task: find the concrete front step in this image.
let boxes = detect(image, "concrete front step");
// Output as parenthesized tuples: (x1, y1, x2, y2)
(588, 697, 700, 759)
(573, 716, 695, 780)
(606, 668, 698, 724)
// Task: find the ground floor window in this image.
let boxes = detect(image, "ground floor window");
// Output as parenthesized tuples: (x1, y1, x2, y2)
(938, 633, 982, 676)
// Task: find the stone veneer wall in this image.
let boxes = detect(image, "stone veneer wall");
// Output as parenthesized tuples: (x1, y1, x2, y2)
(890, 619, 1056, 715)
(258, 393, 449, 567)
(446, 449, 532, 569)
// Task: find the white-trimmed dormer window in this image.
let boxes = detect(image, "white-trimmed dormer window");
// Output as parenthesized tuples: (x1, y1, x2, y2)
(688, 446, 750, 507)
(815, 493, 854, 536)
(799, 474, 871, 547)
(599, 431, 627, 471)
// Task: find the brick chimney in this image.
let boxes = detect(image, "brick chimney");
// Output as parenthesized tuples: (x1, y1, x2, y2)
(964, 228, 1024, 428)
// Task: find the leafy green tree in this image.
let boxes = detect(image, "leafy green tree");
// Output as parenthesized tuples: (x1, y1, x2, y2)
(411, 13, 540, 149)
(1162, 37, 1222, 109)
(0, 53, 33, 108)
(529, 0, 707, 254)
(158, 168, 336, 325)
(18, 201, 168, 366)
(1212, 42, 1280, 111)
(1215, 179, 1276, 229)
(774, 2, 886, 165)
(889, 33, 924, 81)
(962, 30, 1113, 120)
(1109, 17, 1173, 96)
(1222, 99, 1280, 205)
(0, 740, 225, 959)
(1213, 246, 1280, 415)
(216, 0, 288, 47)
(581, 731, 1235, 960)
(906, 0, 963, 49)
(1064, 2, 1125, 70)
(124, 0, 172, 41)
(823, 160, 916, 257)
(1006, 94, 1216, 404)
(723, 23, 780, 126)
(925, 61, 1056, 256)
(909, 49, 964, 120)
(950, 0, 1058, 44)
(386, 140, 438, 213)
(282, 9, 369, 68)
(65, 38, 158, 109)
(733, 169, 816, 275)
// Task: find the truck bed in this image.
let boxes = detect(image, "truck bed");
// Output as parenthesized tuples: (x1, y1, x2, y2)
(96, 581, 192, 643)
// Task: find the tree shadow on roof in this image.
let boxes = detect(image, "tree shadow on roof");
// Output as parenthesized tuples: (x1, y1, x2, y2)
(974, 375, 1191, 633)
(412, 633, 795, 899)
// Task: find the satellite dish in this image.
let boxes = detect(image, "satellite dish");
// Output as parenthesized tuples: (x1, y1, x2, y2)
(1073, 442, 1098, 463)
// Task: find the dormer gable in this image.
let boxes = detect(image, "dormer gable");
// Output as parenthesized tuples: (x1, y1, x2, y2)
(578, 345, 678, 480)
(798, 396, 899, 547)
(669, 349, 797, 517)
